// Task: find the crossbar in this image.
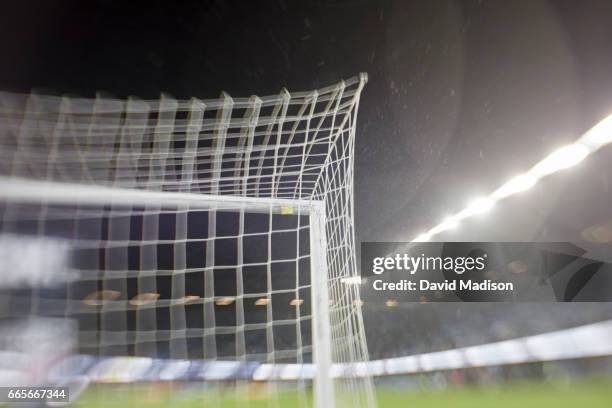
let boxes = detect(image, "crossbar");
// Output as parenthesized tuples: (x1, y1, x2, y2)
(0, 177, 317, 214)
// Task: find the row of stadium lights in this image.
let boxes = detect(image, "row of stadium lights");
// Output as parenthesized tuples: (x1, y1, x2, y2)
(351, 299, 420, 307)
(411, 114, 612, 242)
(218, 297, 304, 307)
(82, 291, 304, 307)
(89, 292, 397, 309)
(84, 290, 406, 309)
(340, 114, 612, 290)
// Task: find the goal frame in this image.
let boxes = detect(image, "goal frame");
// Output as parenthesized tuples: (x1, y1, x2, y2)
(0, 175, 335, 407)
(0, 72, 372, 408)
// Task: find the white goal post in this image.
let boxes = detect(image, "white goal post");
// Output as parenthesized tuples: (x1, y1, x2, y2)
(0, 73, 374, 408)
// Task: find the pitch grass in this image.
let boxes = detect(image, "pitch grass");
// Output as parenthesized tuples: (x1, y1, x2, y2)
(74, 378, 612, 407)
(377, 378, 612, 408)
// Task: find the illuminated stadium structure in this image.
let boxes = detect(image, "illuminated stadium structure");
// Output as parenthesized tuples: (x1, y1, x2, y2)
(0, 74, 374, 407)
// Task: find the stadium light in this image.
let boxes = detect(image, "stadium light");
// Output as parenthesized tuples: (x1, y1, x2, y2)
(458, 197, 495, 218)
(129, 293, 160, 306)
(215, 297, 235, 306)
(507, 260, 528, 274)
(341, 276, 363, 285)
(385, 299, 398, 308)
(579, 114, 612, 148)
(428, 216, 459, 235)
(255, 298, 269, 306)
(175, 295, 200, 305)
(492, 173, 537, 199)
(412, 233, 431, 242)
(82, 290, 120, 306)
(581, 223, 612, 243)
(530, 143, 589, 177)
(410, 113, 612, 243)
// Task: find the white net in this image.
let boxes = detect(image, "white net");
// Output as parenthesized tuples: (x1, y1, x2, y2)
(0, 74, 374, 407)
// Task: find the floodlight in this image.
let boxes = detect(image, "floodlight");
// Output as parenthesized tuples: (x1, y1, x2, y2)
(530, 143, 589, 176)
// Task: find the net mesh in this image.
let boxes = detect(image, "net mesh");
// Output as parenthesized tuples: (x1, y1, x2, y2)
(0, 73, 373, 407)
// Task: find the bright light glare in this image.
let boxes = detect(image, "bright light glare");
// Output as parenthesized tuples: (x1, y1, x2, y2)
(429, 217, 459, 235)
(412, 233, 431, 242)
(459, 197, 495, 218)
(530, 143, 589, 176)
(579, 114, 612, 148)
(409, 113, 612, 244)
(492, 174, 537, 199)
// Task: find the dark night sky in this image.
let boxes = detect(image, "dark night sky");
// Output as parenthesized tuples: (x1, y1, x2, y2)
(3, 0, 612, 250)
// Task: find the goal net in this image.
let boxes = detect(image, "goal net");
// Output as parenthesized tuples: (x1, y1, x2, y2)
(0, 74, 374, 407)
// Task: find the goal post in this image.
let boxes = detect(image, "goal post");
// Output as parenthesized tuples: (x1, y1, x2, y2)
(309, 200, 334, 408)
(0, 73, 374, 407)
